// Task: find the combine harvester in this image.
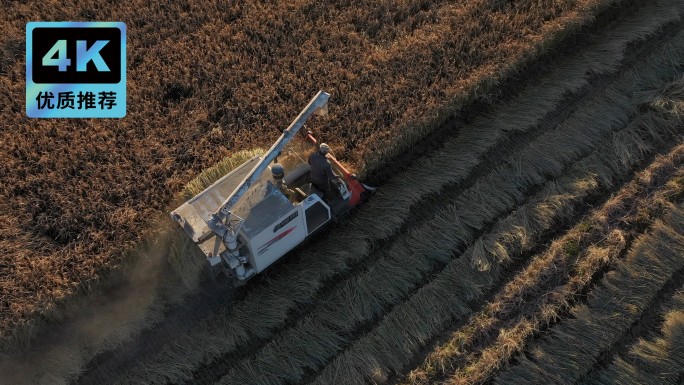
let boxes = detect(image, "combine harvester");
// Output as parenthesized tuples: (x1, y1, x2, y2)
(171, 91, 373, 280)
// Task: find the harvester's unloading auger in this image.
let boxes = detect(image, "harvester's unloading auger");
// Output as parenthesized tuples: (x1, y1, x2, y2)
(171, 91, 375, 281)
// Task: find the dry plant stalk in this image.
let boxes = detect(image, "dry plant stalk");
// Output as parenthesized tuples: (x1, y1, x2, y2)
(414, 145, 684, 385)
(0, 0, 628, 343)
(115, 2, 682, 383)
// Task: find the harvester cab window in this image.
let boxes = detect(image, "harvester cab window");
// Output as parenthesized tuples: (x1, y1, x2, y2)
(305, 201, 329, 234)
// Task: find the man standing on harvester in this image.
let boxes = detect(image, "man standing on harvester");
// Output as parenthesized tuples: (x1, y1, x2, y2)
(308, 143, 337, 201)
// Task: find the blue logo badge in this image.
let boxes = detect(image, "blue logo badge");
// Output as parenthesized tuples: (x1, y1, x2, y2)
(26, 22, 126, 118)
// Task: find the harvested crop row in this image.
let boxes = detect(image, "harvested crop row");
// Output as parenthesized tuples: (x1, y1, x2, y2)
(310, 80, 684, 385)
(208, 95, 644, 384)
(110, 5, 679, 383)
(399, 128, 684, 385)
(492, 211, 684, 385)
(587, 288, 684, 385)
(212, 39, 684, 385)
(222, 107, 679, 385)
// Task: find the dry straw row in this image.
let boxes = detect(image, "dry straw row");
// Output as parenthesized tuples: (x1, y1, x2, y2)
(398, 84, 684, 383)
(494, 208, 684, 384)
(216, 36, 683, 385)
(403, 94, 684, 385)
(114, 3, 678, 383)
(587, 288, 684, 385)
(313, 79, 684, 385)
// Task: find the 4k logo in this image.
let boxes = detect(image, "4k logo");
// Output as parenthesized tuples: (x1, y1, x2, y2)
(26, 22, 126, 118)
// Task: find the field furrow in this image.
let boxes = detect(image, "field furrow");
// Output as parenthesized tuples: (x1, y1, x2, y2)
(397, 115, 684, 385)
(214, 58, 684, 385)
(102, 3, 682, 384)
(311, 73, 684, 385)
(492, 213, 684, 385)
(586, 288, 684, 385)
(211, 20, 684, 383)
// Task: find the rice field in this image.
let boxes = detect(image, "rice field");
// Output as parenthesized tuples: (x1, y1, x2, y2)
(0, 0, 628, 347)
(492, 210, 684, 385)
(586, 287, 684, 385)
(1, 0, 684, 384)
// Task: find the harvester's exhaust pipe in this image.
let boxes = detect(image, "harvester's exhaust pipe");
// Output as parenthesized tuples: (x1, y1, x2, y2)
(271, 163, 285, 181)
(271, 163, 286, 191)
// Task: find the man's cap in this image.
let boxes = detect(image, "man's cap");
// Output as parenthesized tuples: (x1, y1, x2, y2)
(319, 143, 330, 154)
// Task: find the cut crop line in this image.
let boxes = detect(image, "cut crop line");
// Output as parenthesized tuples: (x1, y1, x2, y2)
(110, 5, 682, 385)
(585, 288, 684, 385)
(394, 26, 684, 384)
(216, 35, 684, 385)
(492, 212, 684, 385)
(316, 22, 681, 382)
(450, 163, 684, 385)
(311, 106, 684, 385)
(412, 137, 684, 385)
(224, 109, 679, 385)
(396, 151, 684, 385)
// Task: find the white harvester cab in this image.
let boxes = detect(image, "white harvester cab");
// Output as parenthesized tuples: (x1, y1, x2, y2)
(170, 91, 373, 280)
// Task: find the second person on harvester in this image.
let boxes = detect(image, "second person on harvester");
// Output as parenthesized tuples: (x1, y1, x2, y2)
(308, 143, 337, 201)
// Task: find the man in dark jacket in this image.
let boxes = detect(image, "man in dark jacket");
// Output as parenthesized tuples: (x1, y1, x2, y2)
(308, 143, 337, 200)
